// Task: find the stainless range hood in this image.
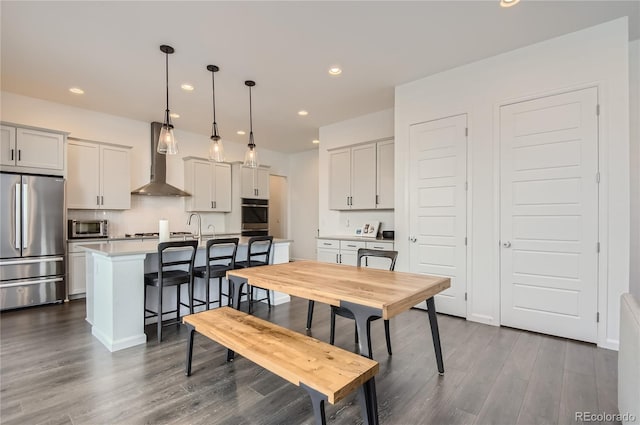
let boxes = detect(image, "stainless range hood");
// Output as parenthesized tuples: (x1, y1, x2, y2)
(131, 122, 191, 197)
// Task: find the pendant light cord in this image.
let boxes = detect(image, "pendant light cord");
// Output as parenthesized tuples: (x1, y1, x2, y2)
(165, 51, 171, 127)
(249, 85, 254, 146)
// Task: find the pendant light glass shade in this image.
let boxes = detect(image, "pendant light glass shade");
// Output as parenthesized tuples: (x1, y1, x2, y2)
(157, 45, 178, 155)
(207, 65, 225, 162)
(243, 80, 258, 168)
(158, 122, 178, 154)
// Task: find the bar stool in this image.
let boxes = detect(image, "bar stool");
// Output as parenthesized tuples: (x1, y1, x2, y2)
(192, 238, 239, 310)
(330, 248, 398, 356)
(144, 240, 198, 343)
(234, 236, 273, 313)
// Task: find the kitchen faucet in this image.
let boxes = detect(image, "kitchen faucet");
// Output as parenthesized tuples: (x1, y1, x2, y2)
(187, 213, 202, 242)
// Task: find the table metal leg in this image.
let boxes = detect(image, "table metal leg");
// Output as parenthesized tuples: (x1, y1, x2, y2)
(341, 301, 381, 360)
(226, 276, 247, 362)
(426, 297, 444, 375)
(357, 377, 380, 425)
(300, 383, 328, 425)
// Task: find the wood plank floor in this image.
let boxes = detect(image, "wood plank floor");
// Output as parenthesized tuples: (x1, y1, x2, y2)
(0, 298, 619, 425)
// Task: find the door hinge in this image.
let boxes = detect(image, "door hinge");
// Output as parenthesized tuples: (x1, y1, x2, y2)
(596, 104, 600, 116)
(596, 172, 600, 183)
(597, 242, 600, 253)
(596, 312, 600, 323)
(464, 292, 468, 301)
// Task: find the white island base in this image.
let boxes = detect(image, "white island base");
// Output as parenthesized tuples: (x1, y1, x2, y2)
(82, 238, 291, 352)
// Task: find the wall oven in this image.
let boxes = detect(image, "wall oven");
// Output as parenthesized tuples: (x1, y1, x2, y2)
(241, 198, 268, 236)
(68, 220, 108, 239)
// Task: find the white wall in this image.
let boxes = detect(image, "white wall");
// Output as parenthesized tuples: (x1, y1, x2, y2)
(630, 39, 640, 299)
(318, 109, 394, 237)
(288, 149, 319, 260)
(395, 19, 630, 349)
(0, 91, 290, 235)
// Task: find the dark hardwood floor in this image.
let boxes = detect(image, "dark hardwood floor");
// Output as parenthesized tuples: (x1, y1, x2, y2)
(1, 298, 618, 425)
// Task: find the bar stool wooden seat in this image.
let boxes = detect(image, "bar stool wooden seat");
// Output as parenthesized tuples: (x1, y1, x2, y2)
(330, 248, 398, 356)
(192, 238, 239, 310)
(234, 236, 273, 313)
(144, 240, 198, 343)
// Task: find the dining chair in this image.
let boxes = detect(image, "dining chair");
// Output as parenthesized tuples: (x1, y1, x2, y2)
(192, 238, 239, 310)
(234, 236, 274, 313)
(144, 240, 198, 343)
(330, 248, 398, 356)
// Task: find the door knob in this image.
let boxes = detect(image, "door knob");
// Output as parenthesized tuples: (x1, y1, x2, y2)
(409, 237, 417, 243)
(503, 241, 512, 248)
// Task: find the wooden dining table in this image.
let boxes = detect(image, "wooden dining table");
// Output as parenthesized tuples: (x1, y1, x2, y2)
(225, 260, 450, 425)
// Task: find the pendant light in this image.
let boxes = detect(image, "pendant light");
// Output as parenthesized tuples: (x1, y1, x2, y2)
(243, 80, 258, 168)
(157, 45, 178, 155)
(206, 65, 225, 162)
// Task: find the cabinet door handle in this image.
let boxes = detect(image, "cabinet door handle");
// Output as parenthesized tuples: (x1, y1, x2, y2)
(101, 196, 104, 205)
(373, 246, 384, 249)
(211, 201, 213, 209)
(376, 194, 379, 205)
(18, 150, 21, 161)
(96, 195, 100, 206)
(336, 253, 339, 263)
(339, 254, 342, 263)
(347, 244, 356, 248)
(366, 258, 368, 267)
(10, 149, 14, 161)
(323, 242, 332, 246)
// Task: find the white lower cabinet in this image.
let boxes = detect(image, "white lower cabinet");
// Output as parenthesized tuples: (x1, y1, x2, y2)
(68, 252, 86, 297)
(316, 238, 393, 266)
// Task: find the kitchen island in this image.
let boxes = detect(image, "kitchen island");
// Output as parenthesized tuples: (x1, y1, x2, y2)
(80, 237, 291, 352)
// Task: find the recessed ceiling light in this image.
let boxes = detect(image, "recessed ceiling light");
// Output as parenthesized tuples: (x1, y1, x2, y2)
(181, 83, 194, 91)
(170, 113, 180, 119)
(500, 0, 520, 7)
(237, 130, 246, 135)
(328, 67, 342, 76)
(312, 139, 320, 144)
(298, 110, 309, 116)
(69, 87, 84, 94)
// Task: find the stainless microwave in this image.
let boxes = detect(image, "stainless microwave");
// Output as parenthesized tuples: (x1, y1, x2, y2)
(68, 220, 108, 239)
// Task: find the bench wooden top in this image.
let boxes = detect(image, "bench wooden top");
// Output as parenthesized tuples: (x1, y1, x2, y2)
(183, 307, 379, 404)
(227, 260, 451, 319)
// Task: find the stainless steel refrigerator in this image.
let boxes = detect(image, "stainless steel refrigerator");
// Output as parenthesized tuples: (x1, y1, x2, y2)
(0, 172, 65, 310)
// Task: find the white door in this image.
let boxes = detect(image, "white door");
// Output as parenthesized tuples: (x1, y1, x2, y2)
(350, 143, 376, 209)
(67, 140, 100, 209)
(240, 166, 255, 198)
(0, 125, 16, 166)
(409, 114, 468, 317)
(100, 146, 130, 210)
(256, 168, 270, 199)
(328, 148, 351, 210)
(191, 161, 213, 211)
(500, 87, 599, 342)
(376, 139, 394, 209)
(16, 128, 64, 171)
(213, 163, 231, 212)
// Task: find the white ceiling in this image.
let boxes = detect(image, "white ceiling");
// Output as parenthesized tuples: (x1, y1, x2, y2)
(1, 1, 638, 153)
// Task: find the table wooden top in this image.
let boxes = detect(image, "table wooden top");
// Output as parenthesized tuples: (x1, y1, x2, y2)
(227, 260, 450, 320)
(184, 307, 379, 404)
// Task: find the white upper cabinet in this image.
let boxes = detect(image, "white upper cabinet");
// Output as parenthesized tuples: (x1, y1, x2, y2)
(183, 158, 231, 212)
(67, 139, 131, 210)
(240, 166, 269, 199)
(376, 139, 394, 209)
(0, 124, 65, 173)
(328, 139, 394, 210)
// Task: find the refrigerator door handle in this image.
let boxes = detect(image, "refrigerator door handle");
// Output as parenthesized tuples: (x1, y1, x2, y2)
(22, 183, 28, 248)
(0, 277, 63, 289)
(14, 184, 21, 249)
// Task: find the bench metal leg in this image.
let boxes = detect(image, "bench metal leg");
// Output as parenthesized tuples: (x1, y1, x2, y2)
(226, 276, 247, 362)
(184, 323, 196, 376)
(426, 297, 445, 375)
(300, 383, 328, 425)
(357, 377, 380, 425)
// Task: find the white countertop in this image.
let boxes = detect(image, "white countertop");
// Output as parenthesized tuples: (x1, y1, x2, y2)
(317, 235, 395, 242)
(79, 237, 292, 257)
(68, 232, 242, 243)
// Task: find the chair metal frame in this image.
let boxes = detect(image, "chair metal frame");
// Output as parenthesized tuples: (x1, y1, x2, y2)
(144, 240, 198, 343)
(193, 238, 239, 310)
(235, 236, 274, 313)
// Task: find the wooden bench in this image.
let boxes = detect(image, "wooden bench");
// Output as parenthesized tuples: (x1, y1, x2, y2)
(183, 307, 380, 425)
